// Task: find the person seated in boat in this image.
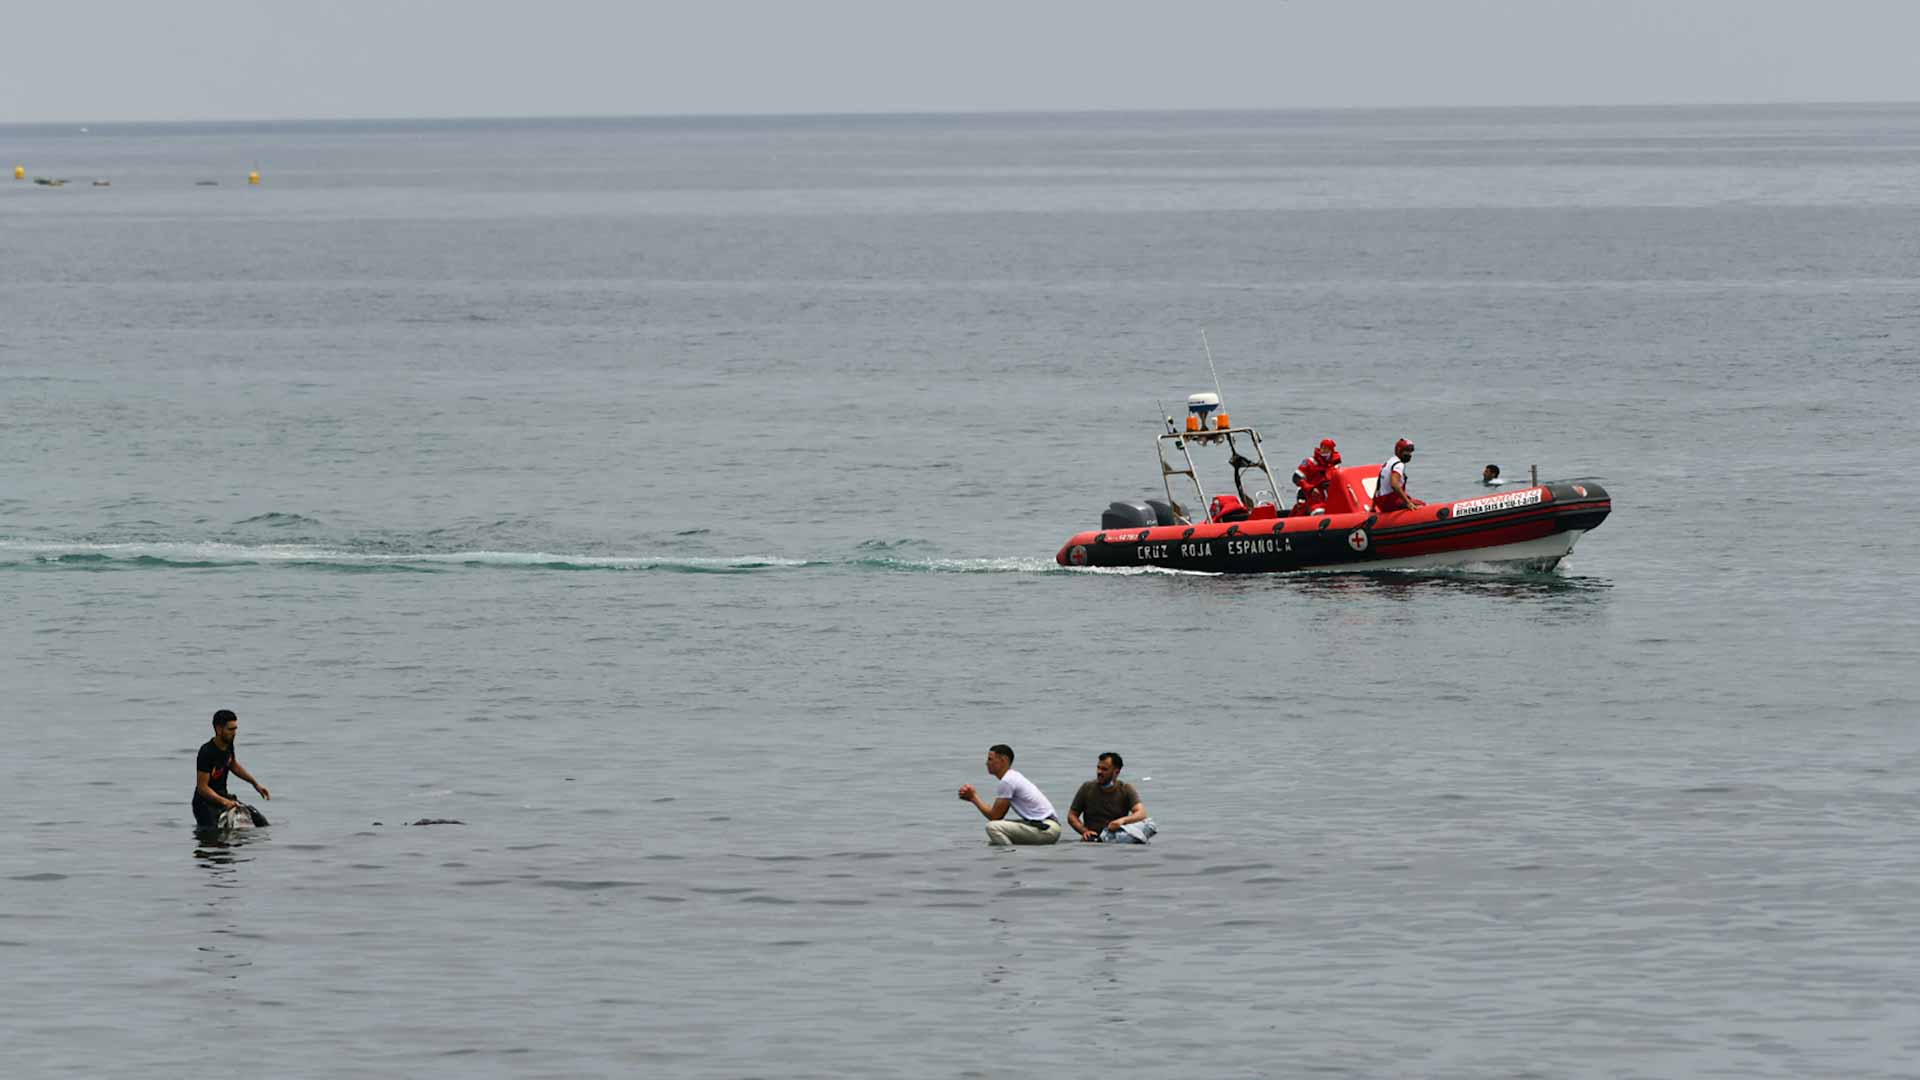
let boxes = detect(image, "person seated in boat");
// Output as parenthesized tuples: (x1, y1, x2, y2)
(1290, 438, 1341, 515)
(1482, 464, 1505, 487)
(1374, 438, 1426, 513)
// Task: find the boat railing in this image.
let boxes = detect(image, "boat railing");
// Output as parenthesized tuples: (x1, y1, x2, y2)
(1156, 426, 1285, 524)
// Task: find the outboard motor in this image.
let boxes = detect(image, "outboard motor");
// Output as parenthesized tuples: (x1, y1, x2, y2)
(1145, 499, 1177, 526)
(1102, 500, 1158, 530)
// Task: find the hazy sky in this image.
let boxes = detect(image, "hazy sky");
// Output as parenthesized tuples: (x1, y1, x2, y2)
(6, 0, 1920, 123)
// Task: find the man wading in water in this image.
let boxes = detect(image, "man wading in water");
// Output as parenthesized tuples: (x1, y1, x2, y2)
(193, 709, 271, 831)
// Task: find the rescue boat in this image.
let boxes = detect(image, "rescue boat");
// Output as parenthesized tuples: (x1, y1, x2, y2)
(1055, 394, 1610, 573)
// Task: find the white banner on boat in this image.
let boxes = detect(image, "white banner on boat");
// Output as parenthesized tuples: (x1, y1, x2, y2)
(1449, 488, 1544, 519)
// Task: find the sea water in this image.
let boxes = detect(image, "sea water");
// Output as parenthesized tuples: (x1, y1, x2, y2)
(3, 105, 1919, 1077)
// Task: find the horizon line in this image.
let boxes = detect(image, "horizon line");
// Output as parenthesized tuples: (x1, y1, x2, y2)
(6, 99, 1920, 130)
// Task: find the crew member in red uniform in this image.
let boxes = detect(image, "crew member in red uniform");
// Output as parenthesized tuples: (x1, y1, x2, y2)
(1374, 437, 1425, 512)
(1291, 438, 1341, 516)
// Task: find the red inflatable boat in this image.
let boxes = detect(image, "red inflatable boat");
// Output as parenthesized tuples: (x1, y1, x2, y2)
(1055, 400, 1610, 573)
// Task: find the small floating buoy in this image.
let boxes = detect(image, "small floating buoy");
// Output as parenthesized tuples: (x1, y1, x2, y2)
(12, 165, 22, 180)
(248, 170, 260, 185)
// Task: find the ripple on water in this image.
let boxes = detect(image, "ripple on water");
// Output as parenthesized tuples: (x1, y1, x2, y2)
(536, 879, 642, 891)
(1196, 863, 1277, 876)
(9, 873, 67, 882)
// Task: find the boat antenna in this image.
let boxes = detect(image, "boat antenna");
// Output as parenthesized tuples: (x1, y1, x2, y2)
(1200, 329, 1226, 408)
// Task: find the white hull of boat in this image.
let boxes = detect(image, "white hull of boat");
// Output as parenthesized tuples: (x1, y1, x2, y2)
(1336, 530, 1584, 573)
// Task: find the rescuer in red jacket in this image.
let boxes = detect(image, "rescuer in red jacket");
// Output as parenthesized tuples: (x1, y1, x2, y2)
(1291, 438, 1341, 516)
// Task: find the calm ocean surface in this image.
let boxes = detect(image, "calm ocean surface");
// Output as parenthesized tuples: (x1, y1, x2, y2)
(4, 105, 1919, 1078)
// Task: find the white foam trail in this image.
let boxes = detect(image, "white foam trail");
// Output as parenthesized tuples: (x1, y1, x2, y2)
(0, 540, 811, 570)
(1065, 563, 1217, 576)
(4, 540, 335, 562)
(408, 551, 813, 569)
(905, 556, 1061, 574)
(3, 540, 1129, 575)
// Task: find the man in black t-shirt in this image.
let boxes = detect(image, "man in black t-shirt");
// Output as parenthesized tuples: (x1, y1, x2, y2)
(193, 709, 271, 830)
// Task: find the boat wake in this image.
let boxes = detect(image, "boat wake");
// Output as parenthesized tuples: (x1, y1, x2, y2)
(1, 540, 817, 574)
(0, 539, 1072, 576)
(851, 554, 1069, 574)
(0, 539, 1593, 582)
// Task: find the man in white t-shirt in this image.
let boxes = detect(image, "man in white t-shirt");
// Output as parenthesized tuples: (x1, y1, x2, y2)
(1375, 437, 1425, 512)
(958, 744, 1062, 846)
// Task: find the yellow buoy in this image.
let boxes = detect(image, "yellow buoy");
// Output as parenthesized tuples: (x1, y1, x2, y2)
(248, 170, 260, 185)
(13, 165, 23, 180)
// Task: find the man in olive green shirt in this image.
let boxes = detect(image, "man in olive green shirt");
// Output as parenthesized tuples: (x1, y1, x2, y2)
(1066, 752, 1155, 843)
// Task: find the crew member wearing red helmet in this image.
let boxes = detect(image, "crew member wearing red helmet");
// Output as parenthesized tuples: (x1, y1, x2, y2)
(1374, 438, 1425, 513)
(1291, 438, 1341, 516)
